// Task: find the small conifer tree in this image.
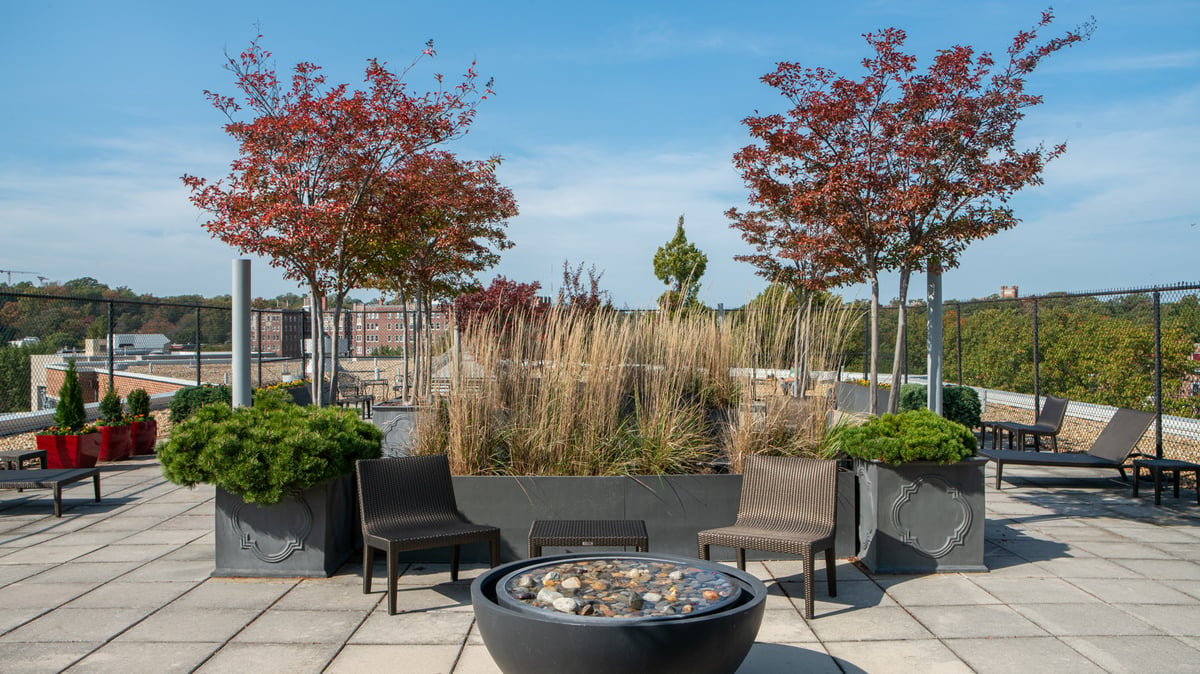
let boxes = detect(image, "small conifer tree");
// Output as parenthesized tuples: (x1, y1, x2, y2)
(53, 359, 87, 431)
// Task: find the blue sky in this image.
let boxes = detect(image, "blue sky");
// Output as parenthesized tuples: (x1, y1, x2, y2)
(1, 1, 1196, 308)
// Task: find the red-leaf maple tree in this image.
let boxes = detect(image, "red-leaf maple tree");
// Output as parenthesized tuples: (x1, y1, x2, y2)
(728, 10, 1092, 413)
(362, 150, 518, 400)
(182, 36, 495, 404)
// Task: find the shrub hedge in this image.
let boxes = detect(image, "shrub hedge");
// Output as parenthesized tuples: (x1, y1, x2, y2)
(168, 384, 231, 423)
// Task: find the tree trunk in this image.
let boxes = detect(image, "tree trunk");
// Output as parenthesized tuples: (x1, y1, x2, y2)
(868, 273, 880, 414)
(308, 288, 325, 407)
(329, 292, 346, 405)
(888, 266, 912, 414)
(400, 289, 411, 402)
(413, 286, 424, 402)
(791, 297, 802, 398)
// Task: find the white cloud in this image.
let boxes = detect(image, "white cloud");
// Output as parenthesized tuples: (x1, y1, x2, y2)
(488, 142, 766, 308)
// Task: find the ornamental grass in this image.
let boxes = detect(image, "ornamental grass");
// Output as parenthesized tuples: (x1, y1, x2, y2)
(415, 293, 857, 476)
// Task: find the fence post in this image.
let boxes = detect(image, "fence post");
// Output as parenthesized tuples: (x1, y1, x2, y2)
(1153, 290, 1163, 457)
(955, 302, 963, 387)
(195, 307, 202, 387)
(256, 310, 263, 388)
(1031, 299, 1040, 414)
(106, 301, 115, 393)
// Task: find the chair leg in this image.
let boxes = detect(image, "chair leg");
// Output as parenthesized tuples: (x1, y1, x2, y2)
(387, 544, 399, 616)
(363, 544, 374, 594)
(490, 538, 501, 568)
(450, 544, 461, 582)
(803, 551, 815, 620)
(698, 543, 710, 560)
(736, 548, 746, 571)
(825, 547, 837, 598)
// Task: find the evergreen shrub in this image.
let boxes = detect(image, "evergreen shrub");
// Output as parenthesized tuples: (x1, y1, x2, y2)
(834, 408, 976, 464)
(158, 389, 383, 505)
(898, 383, 982, 430)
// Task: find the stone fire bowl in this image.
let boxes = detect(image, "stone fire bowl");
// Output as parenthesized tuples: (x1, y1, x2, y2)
(471, 551, 767, 674)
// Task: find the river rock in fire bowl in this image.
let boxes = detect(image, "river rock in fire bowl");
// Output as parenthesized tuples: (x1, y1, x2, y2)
(471, 552, 767, 674)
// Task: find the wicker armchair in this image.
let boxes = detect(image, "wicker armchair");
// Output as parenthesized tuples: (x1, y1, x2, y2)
(698, 455, 837, 619)
(356, 455, 501, 615)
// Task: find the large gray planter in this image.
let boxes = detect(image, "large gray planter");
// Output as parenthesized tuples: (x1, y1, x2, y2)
(213, 474, 356, 577)
(855, 456, 987, 573)
(438, 470, 857, 563)
(834, 382, 891, 416)
(371, 403, 419, 457)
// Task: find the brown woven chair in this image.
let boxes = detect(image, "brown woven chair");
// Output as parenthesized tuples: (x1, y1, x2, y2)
(697, 455, 837, 619)
(356, 455, 501, 615)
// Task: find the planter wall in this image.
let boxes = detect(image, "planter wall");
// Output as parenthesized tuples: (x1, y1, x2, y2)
(438, 471, 857, 563)
(130, 418, 157, 455)
(36, 432, 101, 469)
(855, 456, 987, 573)
(97, 425, 132, 461)
(213, 474, 356, 577)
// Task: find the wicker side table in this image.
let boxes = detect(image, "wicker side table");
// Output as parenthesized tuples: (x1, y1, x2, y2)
(1132, 458, 1200, 505)
(527, 519, 649, 558)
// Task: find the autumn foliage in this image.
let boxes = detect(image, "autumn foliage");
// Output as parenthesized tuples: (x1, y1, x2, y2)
(182, 36, 513, 403)
(727, 10, 1093, 410)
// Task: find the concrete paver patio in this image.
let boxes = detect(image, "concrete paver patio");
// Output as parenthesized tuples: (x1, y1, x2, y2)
(0, 455, 1198, 673)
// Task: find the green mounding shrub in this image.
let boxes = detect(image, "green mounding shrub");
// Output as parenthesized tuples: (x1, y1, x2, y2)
(169, 384, 231, 423)
(158, 390, 383, 505)
(898, 384, 982, 430)
(833, 408, 977, 464)
(98, 388, 126, 426)
(52, 359, 87, 431)
(127, 388, 151, 419)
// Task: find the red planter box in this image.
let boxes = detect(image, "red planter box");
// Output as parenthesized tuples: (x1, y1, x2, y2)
(98, 425, 132, 461)
(36, 432, 101, 469)
(130, 418, 158, 455)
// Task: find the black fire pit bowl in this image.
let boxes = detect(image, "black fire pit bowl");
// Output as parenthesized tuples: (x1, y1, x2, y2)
(471, 552, 768, 674)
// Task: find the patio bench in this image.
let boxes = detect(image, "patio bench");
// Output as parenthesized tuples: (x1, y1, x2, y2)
(0, 468, 101, 517)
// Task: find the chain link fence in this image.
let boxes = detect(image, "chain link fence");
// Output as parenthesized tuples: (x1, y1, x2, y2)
(5, 283, 1200, 467)
(837, 282, 1200, 464)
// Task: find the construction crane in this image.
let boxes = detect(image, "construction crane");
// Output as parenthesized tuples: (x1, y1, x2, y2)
(0, 270, 43, 284)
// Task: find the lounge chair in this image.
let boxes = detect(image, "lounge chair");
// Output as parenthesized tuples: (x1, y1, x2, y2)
(989, 395, 1069, 451)
(697, 455, 836, 619)
(356, 454, 501, 615)
(980, 408, 1155, 489)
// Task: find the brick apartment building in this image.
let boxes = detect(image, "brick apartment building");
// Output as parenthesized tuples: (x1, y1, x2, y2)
(248, 309, 307, 358)
(347, 300, 451, 357)
(292, 299, 452, 358)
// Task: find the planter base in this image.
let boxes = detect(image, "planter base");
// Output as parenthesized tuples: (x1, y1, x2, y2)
(36, 433, 101, 469)
(438, 471, 858, 563)
(855, 457, 987, 574)
(213, 475, 356, 577)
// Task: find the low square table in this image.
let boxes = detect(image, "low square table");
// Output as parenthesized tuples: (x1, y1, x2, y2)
(1132, 458, 1200, 505)
(0, 449, 47, 470)
(0, 468, 101, 517)
(527, 519, 649, 558)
